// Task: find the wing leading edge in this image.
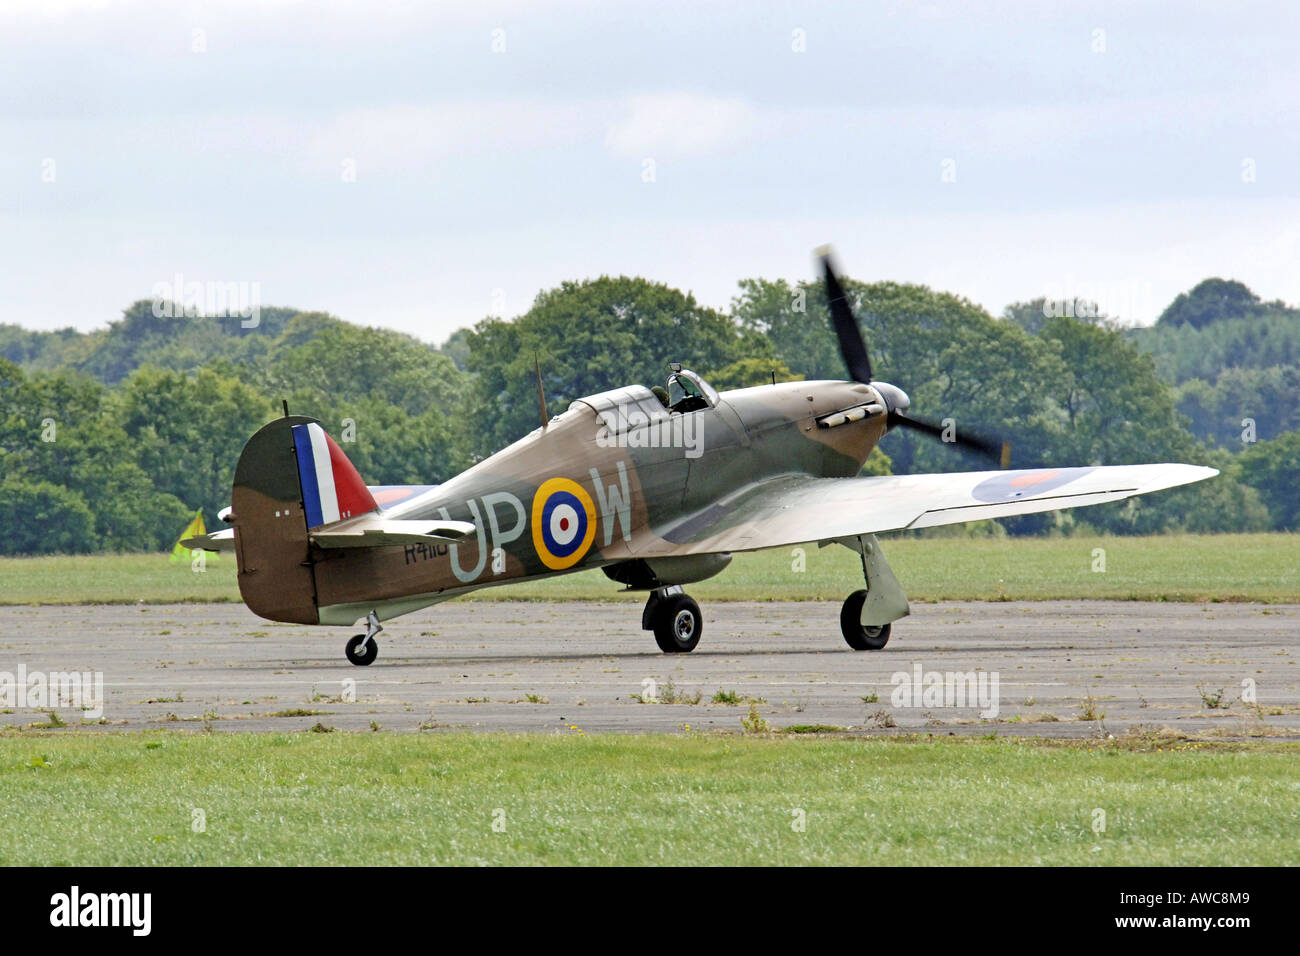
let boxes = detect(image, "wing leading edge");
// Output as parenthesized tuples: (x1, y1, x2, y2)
(635, 463, 1218, 556)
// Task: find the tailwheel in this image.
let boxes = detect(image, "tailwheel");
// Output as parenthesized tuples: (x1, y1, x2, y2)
(650, 592, 703, 653)
(840, 589, 891, 650)
(345, 634, 378, 666)
(346, 610, 383, 666)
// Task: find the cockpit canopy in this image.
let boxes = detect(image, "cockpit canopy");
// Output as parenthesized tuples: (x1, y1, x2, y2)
(571, 368, 719, 434)
(666, 367, 718, 412)
(573, 385, 670, 435)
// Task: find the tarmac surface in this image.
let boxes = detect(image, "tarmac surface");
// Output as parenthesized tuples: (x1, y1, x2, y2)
(2, 600, 1297, 737)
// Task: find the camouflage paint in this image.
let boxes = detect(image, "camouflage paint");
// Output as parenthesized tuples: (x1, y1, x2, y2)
(231, 379, 888, 626)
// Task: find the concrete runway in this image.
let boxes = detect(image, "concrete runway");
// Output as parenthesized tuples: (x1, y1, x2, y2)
(2, 601, 1297, 737)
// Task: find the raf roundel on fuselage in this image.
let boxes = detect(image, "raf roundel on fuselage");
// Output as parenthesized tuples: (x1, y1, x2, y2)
(531, 477, 598, 570)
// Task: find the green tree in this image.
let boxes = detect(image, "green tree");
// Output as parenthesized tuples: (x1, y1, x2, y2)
(438, 327, 473, 371)
(1174, 366, 1300, 447)
(0, 479, 95, 555)
(1239, 430, 1300, 530)
(709, 358, 802, 391)
(1089, 449, 1271, 535)
(731, 277, 842, 381)
(74, 300, 200, 383)
(737, 277, 1075, 476)
(1131, 308, 1300, 383)
(861, 446, 892, 477)
(1033, 316, 1219, 534)
(0, 361, 193, 551)
(116, 366, 277, 521)
(1157, 278, 1263, 328)
(466, 276, 762, 455)
(281, 393, 467, 486)
(271, 322, 467, 420)
(1038, 315, 1198, 466)
(1002, 298, 1109, 336)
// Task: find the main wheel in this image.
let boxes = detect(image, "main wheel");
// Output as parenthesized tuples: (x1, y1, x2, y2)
(840, 590, 891, 650)
(653, 593, 702, 653)
(346, 634, 378, 666)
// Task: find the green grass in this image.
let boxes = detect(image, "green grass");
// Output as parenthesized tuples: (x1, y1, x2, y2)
(2, 533, 1296, 604)
(1, 732, 1295, 865)
(0, 553, 242, 605)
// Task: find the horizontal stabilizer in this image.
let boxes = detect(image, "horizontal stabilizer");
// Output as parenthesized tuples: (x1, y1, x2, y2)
(309, 515, 476, 549)
(183, 517, 474, 551)
(181, 528, 236, 552)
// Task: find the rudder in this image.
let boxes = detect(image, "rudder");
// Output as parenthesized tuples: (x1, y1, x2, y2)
(290, 420, 377, 527)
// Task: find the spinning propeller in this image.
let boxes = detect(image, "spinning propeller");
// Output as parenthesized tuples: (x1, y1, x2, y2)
(819, 248, 1008, 466)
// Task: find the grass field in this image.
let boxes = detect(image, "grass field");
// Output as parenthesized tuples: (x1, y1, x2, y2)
(2, 533, 1296, 604)
(1, 731, 1295, 865)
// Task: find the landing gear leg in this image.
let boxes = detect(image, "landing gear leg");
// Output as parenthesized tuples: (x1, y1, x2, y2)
(346, 610, 382, 666)
(643, 586, 703, 653)
(837, 534, 910, 651)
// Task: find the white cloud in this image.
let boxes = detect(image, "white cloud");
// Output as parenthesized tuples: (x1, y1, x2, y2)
(604, 93, 760, 161)
(299, 101, 597, 176)
(0, 0, 117, 17)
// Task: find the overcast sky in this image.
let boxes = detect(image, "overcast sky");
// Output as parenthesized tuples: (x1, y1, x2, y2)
(4, 0, 1298, 341)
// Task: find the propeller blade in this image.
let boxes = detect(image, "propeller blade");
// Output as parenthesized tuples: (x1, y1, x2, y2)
(815, 246, 1011, 468)
(819, 249, 873, 384)
(886, 410, 1006, 463)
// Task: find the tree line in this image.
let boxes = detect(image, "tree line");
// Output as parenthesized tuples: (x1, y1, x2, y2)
(0, 273, 1296, 554)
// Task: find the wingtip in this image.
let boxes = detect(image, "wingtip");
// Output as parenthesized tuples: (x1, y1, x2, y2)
(813, 243, 834, 261)
(1135, 463, 1221, 495)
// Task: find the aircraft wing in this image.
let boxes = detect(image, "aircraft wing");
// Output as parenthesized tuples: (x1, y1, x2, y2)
(636, 463, 1218, 556)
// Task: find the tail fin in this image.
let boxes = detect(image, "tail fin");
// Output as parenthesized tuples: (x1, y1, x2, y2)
(290, 421, 378, 527)
(231, 416, 375, 624)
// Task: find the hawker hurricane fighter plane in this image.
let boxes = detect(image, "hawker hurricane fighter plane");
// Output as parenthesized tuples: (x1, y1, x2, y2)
(188, 251, 1216, 664)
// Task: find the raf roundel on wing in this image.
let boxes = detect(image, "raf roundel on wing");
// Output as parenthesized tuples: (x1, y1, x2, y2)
(970, 467, 1098, 503)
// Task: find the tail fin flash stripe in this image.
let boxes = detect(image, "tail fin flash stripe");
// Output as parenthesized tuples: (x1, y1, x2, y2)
(323, 428, 376, 521)
(308, 424, 341, 525)
(293, 424, 325, 528)
(291, 422, 377, 529)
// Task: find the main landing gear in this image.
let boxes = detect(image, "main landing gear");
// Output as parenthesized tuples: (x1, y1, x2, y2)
(838, 534, 910, 652)
(346, 610, 382, 666)
(840, 590, 891, 650)
(643, 586, 702, 653)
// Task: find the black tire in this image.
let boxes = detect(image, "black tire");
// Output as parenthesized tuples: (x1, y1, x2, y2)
(840, 590, 891, 650)
(653, 593, 702, 653)
(346, 634, 378, 666)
